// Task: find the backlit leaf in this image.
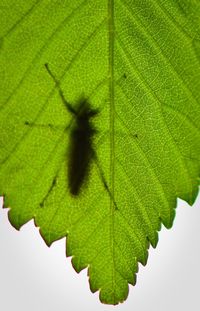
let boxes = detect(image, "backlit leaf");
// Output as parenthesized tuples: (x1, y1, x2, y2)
(0, 0, 200, 304)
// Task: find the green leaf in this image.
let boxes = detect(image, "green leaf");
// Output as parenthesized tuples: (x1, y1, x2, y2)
(0, 0, 200, 305)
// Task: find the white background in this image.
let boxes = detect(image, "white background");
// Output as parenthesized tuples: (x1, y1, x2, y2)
(0, 194, 199, 311)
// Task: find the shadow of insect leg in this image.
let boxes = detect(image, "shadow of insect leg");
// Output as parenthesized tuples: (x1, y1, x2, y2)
(92, 150, 118, 211)
(40, 175, 58, 208)
(23, 122, 69, 208)
(45, 63, 76, 115)
(24, 121, 68, 132)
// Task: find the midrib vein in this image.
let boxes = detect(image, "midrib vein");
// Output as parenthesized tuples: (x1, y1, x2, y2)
(108, 0, 115, 197)
(108, 0, 116, 300)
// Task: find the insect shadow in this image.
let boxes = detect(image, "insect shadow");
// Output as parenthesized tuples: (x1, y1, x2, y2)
(26, 64, 118, 209)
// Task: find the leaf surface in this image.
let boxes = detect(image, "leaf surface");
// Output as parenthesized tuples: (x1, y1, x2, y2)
(0, 0, 200, 304)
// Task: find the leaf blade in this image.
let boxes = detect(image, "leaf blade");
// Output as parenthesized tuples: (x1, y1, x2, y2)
(0, 0, 200, 305)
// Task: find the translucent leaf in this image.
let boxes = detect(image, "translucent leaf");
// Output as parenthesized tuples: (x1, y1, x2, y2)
(0, 0, 200, 304)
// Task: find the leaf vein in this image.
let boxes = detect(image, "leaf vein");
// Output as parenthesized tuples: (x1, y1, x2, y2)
(0, 0, 90, 112)
(116, 38, 194, 196)
(118, 0, 199, 109)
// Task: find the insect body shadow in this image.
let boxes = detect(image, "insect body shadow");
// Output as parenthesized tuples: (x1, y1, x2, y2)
(45, 64, 99, 196)
(68, 99, 99, 195)
(45, 64, 118, 209)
